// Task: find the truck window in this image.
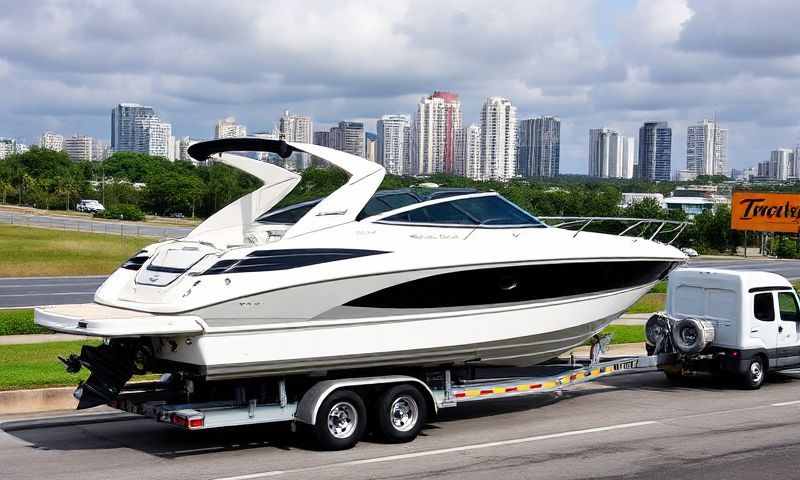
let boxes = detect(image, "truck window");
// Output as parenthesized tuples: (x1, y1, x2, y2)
(754, 292, 775, 322)
(778, 292, 800, 322)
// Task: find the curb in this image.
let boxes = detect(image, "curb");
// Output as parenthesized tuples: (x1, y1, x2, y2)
(0, 386, 77, 415)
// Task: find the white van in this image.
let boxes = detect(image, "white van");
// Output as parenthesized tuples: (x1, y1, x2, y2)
(648, 268, 800, 389)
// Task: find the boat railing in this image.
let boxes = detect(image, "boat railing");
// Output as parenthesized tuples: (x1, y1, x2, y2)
(538, 216, 690, 245)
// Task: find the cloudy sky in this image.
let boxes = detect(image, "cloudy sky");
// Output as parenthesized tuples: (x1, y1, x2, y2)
(1, 0, 799, 174)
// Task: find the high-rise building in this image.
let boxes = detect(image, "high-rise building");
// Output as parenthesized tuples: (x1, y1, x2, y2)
(63, 135, 94, 162)
(769, 148, 794, 180)
(622, 136, 635, 179)
(329, 121, 365, 158)
(40, 132, 64, 151)
(412, 91, 462, 175)
(214, 117, 247, 139)
(313, 131, 330, 147)
(111, 103, 156, 153)
(377, 114, 410, 175)
(15, 143, 29, 155)
(0, 138, 15, 159)
(138, 116, 172, 159)
(638, 121, 672, 181)
(176, 137, 200, 164)
(92, 139, 111, 161)
(455, 124, 482, 180)
(687, 119, 728, 176)
(279, 110, 313, 170)
(588, 128, 634, 179)
(518, 116, 560, 177)
(480, 97, 517, 181)
(365, 138, 376, 162)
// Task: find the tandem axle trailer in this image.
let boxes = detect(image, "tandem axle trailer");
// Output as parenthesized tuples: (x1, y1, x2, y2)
(110, 342, 657, 450)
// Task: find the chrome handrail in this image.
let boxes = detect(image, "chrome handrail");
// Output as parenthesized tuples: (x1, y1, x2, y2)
(538, 216, 690, 245)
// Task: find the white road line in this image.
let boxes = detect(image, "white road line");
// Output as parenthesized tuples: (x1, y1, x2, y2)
(212, 421, 658, 480)
(0, 283, 101, 289)
(0, 275, 107, 281)
(772, 400, 800, 407)
(0, 291, 95, 298)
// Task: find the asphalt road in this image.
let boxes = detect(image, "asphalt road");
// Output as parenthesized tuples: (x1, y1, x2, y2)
(4, 257, 800, 309)
(0, 210, 192, 238)
(0, 276, 105, 308)
(4, 371, 800, 480)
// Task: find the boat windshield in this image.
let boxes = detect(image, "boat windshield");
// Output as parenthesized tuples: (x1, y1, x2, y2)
(256, 191, 421, 225)
(379, 195, 545, 227)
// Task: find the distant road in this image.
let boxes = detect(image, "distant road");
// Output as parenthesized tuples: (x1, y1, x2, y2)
(0, 210, 193, 238)
(687, 257, 800, 280)
(2, 256, 800, 309)
(0, 276, 105, 309)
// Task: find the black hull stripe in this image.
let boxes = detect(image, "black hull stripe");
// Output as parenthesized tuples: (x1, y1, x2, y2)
(346, 260, 679, 309)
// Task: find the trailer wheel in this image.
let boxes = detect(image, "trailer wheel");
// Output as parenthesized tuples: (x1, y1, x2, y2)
(313, 389, 367, 450)
(374, 384, 427, 443)
(740, 356, 766, 390)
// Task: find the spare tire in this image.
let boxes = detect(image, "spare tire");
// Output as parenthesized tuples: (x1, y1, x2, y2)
(672, 318, 715, 354)
(645, 314, 672, 347)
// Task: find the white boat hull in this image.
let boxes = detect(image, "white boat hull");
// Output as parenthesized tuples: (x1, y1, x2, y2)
(153, 283, 652, 379)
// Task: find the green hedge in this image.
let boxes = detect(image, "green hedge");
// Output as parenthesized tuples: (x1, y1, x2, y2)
(0, 309, 47, 336)
(94, 203, 145, 221)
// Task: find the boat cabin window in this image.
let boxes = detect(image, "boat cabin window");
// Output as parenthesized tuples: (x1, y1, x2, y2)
(356, 193, 420, 220)
(380, 195, 544, 227)
(256, 202, 317, 224)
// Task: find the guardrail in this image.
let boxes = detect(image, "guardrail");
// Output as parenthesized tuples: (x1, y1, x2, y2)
(539, 216, 690, 245)
(0, 212, 190, 239)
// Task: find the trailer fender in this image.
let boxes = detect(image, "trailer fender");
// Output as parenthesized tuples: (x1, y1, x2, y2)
(294, 375, 438, 425)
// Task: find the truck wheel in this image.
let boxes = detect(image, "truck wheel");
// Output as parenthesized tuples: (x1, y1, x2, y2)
(741, 357, 766, 390)
(374, 384, 427, 443)
(313, 389, 367, 450)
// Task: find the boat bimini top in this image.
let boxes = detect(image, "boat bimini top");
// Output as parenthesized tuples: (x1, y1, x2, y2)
(185, 138, 386, 248)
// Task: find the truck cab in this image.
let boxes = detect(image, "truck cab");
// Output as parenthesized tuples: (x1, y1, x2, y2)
(660, 268, 800, 388)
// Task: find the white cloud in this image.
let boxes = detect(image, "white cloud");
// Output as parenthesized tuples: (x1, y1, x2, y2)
(0, 0, 798, 172)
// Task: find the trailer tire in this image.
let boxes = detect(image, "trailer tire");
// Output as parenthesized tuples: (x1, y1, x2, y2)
(313, 389, 367, 450)
(740, 356, 766, 390)
(374, 384, 427, 443)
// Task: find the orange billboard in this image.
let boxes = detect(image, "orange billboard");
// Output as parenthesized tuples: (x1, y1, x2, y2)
(731, 191, 800, 233)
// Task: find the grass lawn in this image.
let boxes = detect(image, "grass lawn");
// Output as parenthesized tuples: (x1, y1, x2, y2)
(0, 224, 151, 276)
(0, 309, 45, 335)
(0, 340, 100, 390)
(0, 340, 158, 390)
(601, 325, 645, 344)
(626, 293, 666, 314)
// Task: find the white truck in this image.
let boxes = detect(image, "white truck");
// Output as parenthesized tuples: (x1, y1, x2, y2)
(647, 268, 800, 389)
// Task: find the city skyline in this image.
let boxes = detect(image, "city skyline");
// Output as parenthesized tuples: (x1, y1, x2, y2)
(1, 1, 798, 174)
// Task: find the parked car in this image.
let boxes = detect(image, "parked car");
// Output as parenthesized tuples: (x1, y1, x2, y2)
(681, 247, 699, 257)
(76, 199, 105, 213)
(169, 212, 185, 219)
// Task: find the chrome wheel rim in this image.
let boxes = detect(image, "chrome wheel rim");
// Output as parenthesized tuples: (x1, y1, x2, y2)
(327, 401, 358, 439)
(751, 361, 763, 384)
(390, 395, 419, 432)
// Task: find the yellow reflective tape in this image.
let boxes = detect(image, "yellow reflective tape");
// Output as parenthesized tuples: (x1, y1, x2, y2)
(518, 384, 530, 391)
(592, 369, 601, 376)
(543, 381, 557, 389)
(493, 387, 505, 394)
(465, 390, 481, 398)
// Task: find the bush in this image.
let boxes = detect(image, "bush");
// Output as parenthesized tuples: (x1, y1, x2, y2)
(0, 309, 47, 335)
(94, 203, 145, 221)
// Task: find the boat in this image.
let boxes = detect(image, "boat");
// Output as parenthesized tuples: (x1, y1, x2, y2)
(35, 138, 687, 408)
